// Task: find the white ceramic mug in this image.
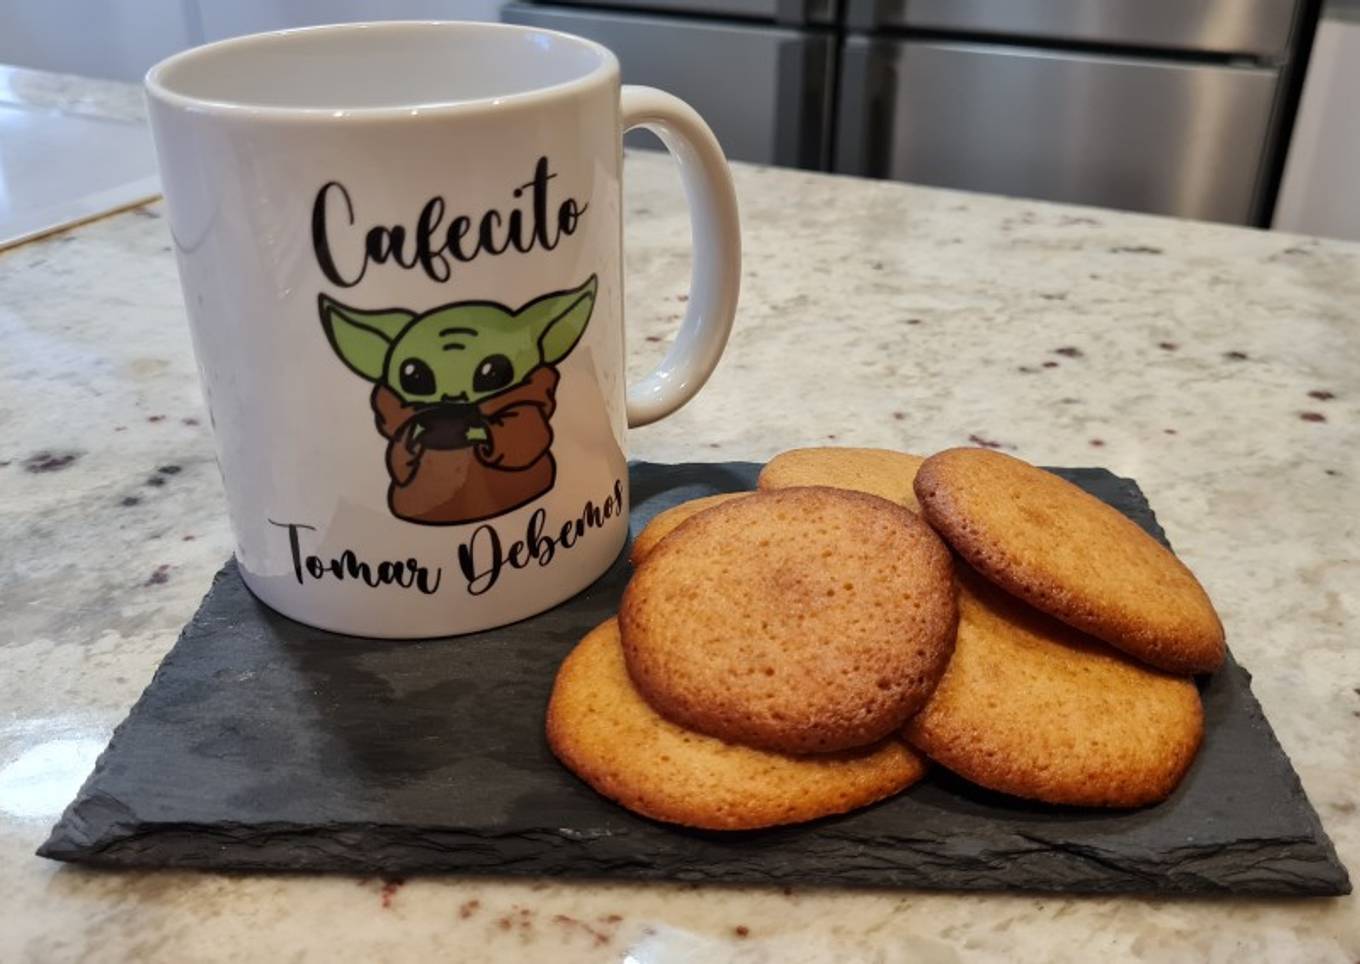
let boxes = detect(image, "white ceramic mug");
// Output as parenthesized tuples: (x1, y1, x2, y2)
(145, 21, 739, 638)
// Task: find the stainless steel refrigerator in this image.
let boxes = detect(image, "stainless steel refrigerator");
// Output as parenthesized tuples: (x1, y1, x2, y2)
(502, 1, 839, 170)
(503, 0, 1315, 226)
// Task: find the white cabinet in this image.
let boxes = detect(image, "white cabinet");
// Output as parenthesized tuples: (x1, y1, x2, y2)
(199, 0, 505, 43)
(0, 1, 505, 83)
(0, 0, 196, 82)
(1272, 12, 1360, 241)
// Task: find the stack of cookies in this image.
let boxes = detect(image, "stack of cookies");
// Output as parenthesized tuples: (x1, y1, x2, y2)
(547, 446, 1224, 830)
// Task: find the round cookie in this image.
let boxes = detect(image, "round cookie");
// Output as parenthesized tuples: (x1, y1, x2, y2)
(548, 620, 925, 829)
(758, 447, 926, 512)
(913, 448, 1225, 674)
(620, 487, 958, 754)
(630, 492, 749, 565)
(903, 571, 1203, 807)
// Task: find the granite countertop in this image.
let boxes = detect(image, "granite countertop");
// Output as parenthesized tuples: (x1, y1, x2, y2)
(0, 65, 158, 247)
(1, 71, 1358, 963)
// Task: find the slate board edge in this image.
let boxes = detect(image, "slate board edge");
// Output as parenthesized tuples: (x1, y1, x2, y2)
(38, 809, 1351, 897)
(38, 463, 1352, 897)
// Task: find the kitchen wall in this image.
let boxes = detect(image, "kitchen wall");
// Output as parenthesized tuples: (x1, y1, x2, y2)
(0, 0, 504, 83)
(1273, 0, 1360, 242)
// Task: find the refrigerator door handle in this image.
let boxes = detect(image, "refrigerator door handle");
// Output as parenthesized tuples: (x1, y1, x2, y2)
(774, 33, 836, 169)
(834, 38, 894, 178)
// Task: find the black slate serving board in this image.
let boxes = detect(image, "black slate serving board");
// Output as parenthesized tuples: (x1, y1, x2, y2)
(41, 462, 1350, 896)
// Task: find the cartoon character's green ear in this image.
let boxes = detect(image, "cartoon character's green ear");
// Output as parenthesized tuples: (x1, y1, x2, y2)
(518, 274, 598, 365)
(318, 295, 416, 382)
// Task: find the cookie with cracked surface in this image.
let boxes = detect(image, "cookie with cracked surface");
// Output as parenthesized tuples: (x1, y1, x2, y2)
(547, 619, 926, 830)
(913, 447, 1224, 674)
(904, 570, 1203, 807)
(629, 492, 750, 565)
(620, 487, 957, 754)
(758, 447, 926, 512)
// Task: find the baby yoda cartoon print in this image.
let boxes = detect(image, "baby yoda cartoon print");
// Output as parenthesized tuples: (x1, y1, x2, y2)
(319, 275, 597, 525)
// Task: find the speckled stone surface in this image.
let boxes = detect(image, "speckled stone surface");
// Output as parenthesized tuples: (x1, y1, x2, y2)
(2, 76, 1359, 962)
(0, 64, 148, 123)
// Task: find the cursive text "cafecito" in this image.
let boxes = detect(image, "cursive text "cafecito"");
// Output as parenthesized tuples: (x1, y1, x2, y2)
(311, 156, 588, 287)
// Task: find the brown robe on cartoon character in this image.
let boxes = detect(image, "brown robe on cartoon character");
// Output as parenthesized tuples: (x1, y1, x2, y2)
(371, 366, 560, 525)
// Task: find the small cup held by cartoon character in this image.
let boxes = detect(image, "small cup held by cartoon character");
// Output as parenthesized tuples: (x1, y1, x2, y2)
(410, 404, 487, 451)
(144, 22, 740, 637)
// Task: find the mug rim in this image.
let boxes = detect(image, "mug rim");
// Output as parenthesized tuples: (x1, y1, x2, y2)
(145, 20, 620, 121)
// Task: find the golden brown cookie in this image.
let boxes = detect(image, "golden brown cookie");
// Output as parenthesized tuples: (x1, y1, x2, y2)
(629, 492, 749, 565)
(904, 571, 1203, 807)
(548, 619, 926, 830)
(913, 448, 1225, 674)
(758, 447, 926, 512)
(620, 487, 958, 753)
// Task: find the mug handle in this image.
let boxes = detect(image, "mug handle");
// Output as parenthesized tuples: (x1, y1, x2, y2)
(620, 86, 741, 428)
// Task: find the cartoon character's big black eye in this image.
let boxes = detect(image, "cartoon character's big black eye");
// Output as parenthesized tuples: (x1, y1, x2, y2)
(473, 354, 514, 393)
(398, 358, 436, 396)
